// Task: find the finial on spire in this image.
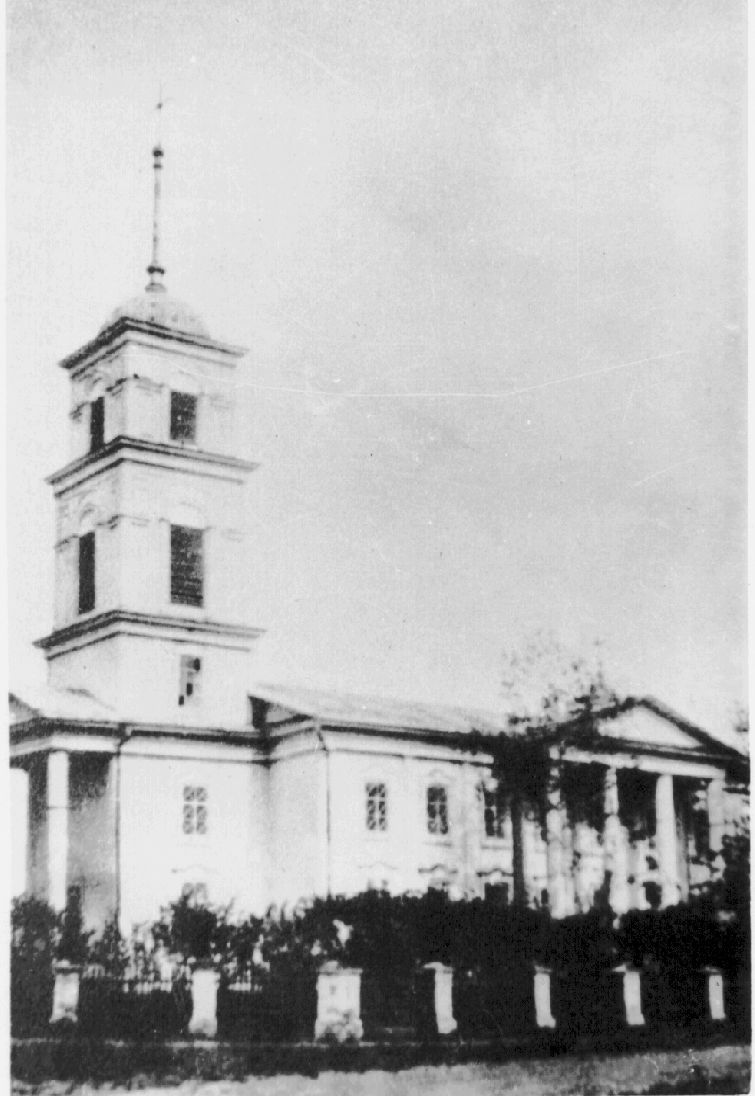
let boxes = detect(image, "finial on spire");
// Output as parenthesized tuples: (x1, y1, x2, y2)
(146, 90, 166, 293)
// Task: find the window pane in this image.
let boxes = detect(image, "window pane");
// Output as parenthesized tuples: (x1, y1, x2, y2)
(171, 525, 204, 607)
(170, 392, 197, 442)
(184, 787, 195, 802)
(427, 786, 448, 835)
(182, 805, 194, 834)
(78, 531, 96, 614)
(366, 783, 387, 831)
(196, 805, 208, 834)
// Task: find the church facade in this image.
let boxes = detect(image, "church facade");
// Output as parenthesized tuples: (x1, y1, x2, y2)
(10, 148, 745, 935)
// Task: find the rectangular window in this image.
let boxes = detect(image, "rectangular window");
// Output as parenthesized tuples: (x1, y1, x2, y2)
(170, 524, 204, 607)
(427, 785, 449, 836)
(483, 786, 508, 839)
(178, 655, 202, 706)
(182, 786, 208, 835)
(170, 392, 198, 443)
(366, 783, 387, 831)
(78, 531, 95, 614)
(89, 397, 105, 452)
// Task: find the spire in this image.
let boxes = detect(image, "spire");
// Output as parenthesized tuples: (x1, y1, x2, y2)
(146, 93, 166, 293)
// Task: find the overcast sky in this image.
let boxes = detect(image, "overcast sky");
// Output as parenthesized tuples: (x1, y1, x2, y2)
(7, 0, 746, 737)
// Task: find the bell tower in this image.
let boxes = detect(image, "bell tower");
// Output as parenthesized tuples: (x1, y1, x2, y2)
(36, 143, 263, 728)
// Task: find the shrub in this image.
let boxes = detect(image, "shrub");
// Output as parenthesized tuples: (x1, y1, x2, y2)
(11, 895, 58, 1036)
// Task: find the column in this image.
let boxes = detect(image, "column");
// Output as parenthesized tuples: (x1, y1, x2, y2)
(511, 793, 526, 905)
(460, 763, 480, 897)
(47, 750, 70, 912)
(707, 776, 726, 880)
(603, 766, 629, 914)
(655, 773, 680, 907)
(546, 761, 567, 917)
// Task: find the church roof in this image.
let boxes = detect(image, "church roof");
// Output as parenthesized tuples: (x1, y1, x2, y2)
(251, 681, 510, 734)
(9, 683, 116, 725)
(249, 682, 747, 761)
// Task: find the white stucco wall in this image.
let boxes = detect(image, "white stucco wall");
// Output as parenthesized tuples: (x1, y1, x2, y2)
(267, 741, 327, 908)
(118, 741, 266, 930)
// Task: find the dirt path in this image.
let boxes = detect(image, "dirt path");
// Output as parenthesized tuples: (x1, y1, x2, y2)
(13, 1043, 751, 1095)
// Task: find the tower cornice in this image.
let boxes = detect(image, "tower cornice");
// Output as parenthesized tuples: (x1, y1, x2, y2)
(47, 435, 258, 493)
(59, 316, 246, 373)
(35, 608, 264, 655)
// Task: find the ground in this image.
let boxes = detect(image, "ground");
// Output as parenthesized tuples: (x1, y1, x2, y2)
(12, 1044, 751, 1095)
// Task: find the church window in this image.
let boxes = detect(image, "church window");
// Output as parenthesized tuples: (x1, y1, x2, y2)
(89, 397, 105, 452)
(78, 531, 96, 614)
(181, 881, 209, 906)
(170, 524, 204, 607)
(182, 786, 208, 835)
(483, 785, 509, 839)
(178, 655, 202, 706)
(366, 783, 387, 831)
(170, 391, 198, 443)
(427, 785, 449, 835)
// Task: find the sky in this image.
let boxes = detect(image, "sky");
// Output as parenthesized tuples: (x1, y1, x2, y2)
(6, 0, 747, 740)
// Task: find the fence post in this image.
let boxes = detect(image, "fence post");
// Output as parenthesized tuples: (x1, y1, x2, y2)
(50, 960, 82, 1025)
(423, 962, 457, 1036)
(188, 966, 220, 1038)
(315, 962, 363, 1042)
(611, 963, 645, 1027)
(701, 966, 726, 1022)
(533, 963, 557, 1029)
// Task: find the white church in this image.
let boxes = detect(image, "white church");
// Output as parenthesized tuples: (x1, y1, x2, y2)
(9, 145, 746, 935)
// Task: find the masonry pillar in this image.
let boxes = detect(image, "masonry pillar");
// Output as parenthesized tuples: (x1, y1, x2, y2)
(655, 773, 680, 907)
(707, 777, 726, 879)
(47, 750, 70, 912)
(603, 766, 629, 914)
(545, 760, 567, 917)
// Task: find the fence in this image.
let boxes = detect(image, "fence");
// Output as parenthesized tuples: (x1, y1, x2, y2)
(77, 967, 193, 1039)
(19, 954, 751, 1045)
(216, 967, 317, 1041)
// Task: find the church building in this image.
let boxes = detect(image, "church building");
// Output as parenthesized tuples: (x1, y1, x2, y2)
(9, 145, 745, 934)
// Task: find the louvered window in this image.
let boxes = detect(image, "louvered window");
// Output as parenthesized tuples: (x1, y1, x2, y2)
(170, 524, 204, 607)
(89, 397, 105, 452)
(170, 391, 197, 443)
(78, 531, 96, 614)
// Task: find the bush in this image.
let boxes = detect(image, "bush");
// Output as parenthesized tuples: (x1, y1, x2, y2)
(11, 895, 58, 1036)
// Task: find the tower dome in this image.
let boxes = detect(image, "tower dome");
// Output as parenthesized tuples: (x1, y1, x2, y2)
(101, 140, 209, 339)
(101, 286, 209, 338)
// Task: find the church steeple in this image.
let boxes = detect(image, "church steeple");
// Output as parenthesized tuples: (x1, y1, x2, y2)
(35, 132, 263, 727)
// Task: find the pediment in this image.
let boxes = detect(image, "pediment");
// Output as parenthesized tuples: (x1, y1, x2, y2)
(9, 694, 37, 725)
(595, 704, 713, 755)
